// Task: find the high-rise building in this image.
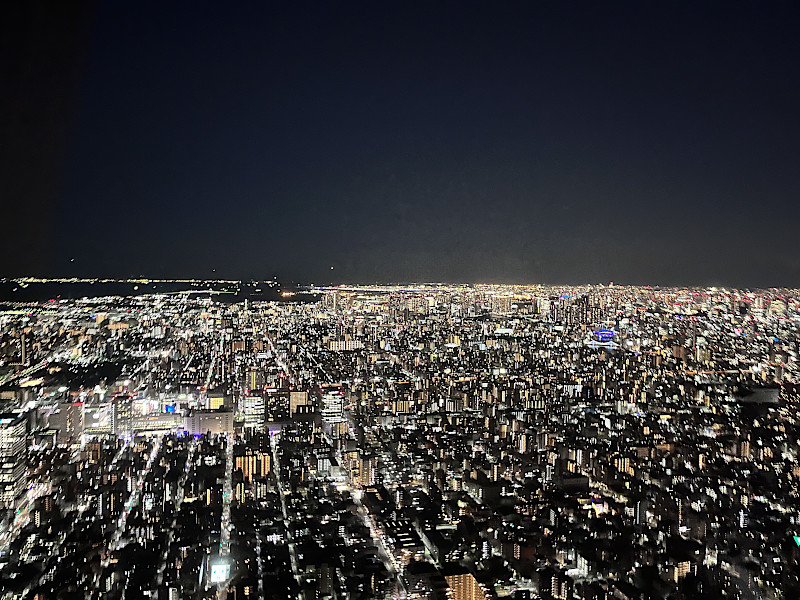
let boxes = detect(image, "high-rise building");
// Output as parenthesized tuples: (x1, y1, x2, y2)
(20, 333, 29, 366)
(243, 395, 265, 431)
(444, 572, 490, 600)
(356, 454, 377, 487)
(0, 411, 26, 508)
(321, 391, 345, 424)
(247, 368, 264, 391)
(235, 448, 271, 481)
(112, 395, 132, 438)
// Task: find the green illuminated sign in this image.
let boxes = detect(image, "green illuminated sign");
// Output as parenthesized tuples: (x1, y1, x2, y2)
(794, 536, 800, 547)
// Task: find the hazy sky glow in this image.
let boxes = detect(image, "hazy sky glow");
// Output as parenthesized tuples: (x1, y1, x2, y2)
(4, 2, 800, 286)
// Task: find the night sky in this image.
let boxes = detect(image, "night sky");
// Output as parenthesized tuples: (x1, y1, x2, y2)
(4, 1, 800, 287)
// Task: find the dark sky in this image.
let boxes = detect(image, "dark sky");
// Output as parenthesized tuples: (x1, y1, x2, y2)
(4, 1, 800, 286)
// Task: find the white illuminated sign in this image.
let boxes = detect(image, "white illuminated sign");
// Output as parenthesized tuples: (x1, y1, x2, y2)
(210, 563, 230, 583)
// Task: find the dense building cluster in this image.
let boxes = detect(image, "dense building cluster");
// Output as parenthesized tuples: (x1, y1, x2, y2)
(1, 282, 799, 600)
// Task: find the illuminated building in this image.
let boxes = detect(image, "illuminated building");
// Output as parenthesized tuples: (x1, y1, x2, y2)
(83, 403, 112, 435)
(208, 392, 227, 410)
(235, 449, 271, 481)
(355, 454, 376, 487)
(184, 410, 234, 435)
(0, 412, 26, 508)
(673, 560, 693, 582)
(289, 391, 309, 417)
(321, 391, 345, 424)
(243, 395, 265, 431)
(444, 572, 489, 600)
(20, 333, 29, 366)
(47, 401, 84, 443)
(112, 395, 133, 438)
(247, 367, 264, 390)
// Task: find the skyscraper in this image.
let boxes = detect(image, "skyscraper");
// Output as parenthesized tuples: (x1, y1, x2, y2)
(0, 411, 26, 508)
